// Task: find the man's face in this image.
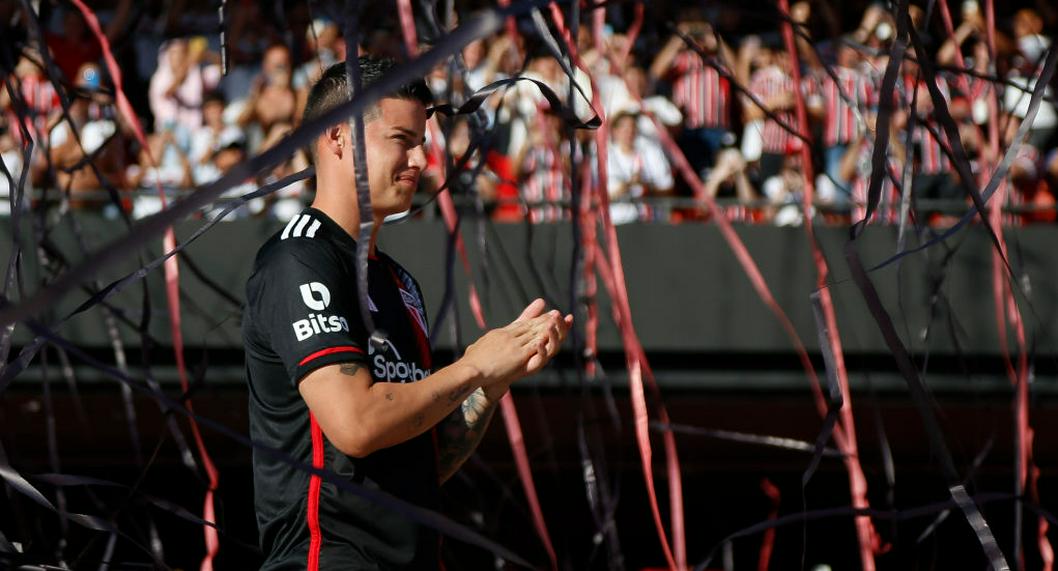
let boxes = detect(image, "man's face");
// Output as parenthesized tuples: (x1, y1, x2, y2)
(359, 97, 428, 218)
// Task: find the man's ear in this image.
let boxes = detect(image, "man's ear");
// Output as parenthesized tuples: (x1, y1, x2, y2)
(323, 125, 344, 158)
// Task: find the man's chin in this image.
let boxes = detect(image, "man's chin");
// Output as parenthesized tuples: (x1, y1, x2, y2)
(381, 209, 412, 223)
(373, 201, 414, 221)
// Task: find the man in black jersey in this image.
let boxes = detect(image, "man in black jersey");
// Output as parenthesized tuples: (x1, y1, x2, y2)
(242, 57, 572, 570)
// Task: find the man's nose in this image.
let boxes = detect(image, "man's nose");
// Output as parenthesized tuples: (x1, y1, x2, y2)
(409, 145, 428, 170)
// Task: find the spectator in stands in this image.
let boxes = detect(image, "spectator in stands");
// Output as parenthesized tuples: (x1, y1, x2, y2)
(1005, 8, 1056, 151)
(258, 122, 309, 221)
(762, 150, 808, 226)
(606, 111, 673, 224)
(444, 116, 522, 222)
(49, 63, 130, 213)
(462, 35, 515, 93)
(652, 16, 736, 177)
(850, 3, 895, 48)
(44, 1, 132, 83)
(748, 41, 814, 181)
(903, 55, 960, 218)
(236, 43, 303, 152)
(128, 131, 192, 190)
(936, 4, 994, 128)
(149, 37, 222, 147)
(2, 48, 59, 190)
(514, 107, 574, 222)
(1002, 114, 1055, 224)
(501, 51, 560, 160)
(5, 48, 60, 149)
(297, 19, 344, 90)
(1012, 8, 1051, 69)
(839, 109, 909, 224)
(188, 91, 241, 167)
(816, 38, 874, 205)
(701, 149, 758, 218)
(194, 134, 262, 219)
(600, 66, 683, 144)
(127, 130, 193, 219)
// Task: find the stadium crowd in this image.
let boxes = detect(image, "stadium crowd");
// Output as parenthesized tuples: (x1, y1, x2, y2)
(0, 0, 1056, 225)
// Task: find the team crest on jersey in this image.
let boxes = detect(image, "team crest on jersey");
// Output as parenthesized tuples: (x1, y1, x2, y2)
(399, 289, 428, 337)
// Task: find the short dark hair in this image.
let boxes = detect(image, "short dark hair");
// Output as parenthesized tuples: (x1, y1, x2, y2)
(203, 90, 226, 107)
(302, 56, 433, 146)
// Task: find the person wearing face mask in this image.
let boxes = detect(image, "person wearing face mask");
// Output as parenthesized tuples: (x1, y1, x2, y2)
(49, 63, 132, 213)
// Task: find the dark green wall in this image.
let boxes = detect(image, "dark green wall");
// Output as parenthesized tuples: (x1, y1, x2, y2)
(4, 215, 1056, 359)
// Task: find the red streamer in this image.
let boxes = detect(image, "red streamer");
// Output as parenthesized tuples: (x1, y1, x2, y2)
(539, 5, 687, 566)
(981, 0, 1050, 565)
(776, 1, 879, 568)
(758, 478, 781, 571)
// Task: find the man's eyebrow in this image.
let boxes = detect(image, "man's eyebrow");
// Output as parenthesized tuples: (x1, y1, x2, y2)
(391, 126, 422, 139)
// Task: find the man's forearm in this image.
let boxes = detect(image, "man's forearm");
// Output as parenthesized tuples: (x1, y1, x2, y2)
(437, 387, 502, 483)
(303, 359, 485, 458)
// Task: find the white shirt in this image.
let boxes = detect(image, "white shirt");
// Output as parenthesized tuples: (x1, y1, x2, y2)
(606, 138, 673, 198)
(1005, 73, 1057, 129)
(606, 137, 673, 224)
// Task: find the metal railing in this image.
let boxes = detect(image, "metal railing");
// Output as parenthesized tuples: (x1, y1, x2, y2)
(2, 187, 1055, 224)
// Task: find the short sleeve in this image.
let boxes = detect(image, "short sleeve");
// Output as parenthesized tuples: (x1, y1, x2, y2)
(248, 238, 368, 386)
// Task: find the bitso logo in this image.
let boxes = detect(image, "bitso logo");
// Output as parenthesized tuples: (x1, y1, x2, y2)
(292, 282, 349, 341)
(300, 282, 331, 311)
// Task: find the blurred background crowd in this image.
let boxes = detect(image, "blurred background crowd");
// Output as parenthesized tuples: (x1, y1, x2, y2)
(0, 0, 1056, 225)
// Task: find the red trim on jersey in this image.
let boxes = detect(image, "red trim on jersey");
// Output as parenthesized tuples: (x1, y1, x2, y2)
(298, 346, 364, 366)
(307, 412, 325, 571)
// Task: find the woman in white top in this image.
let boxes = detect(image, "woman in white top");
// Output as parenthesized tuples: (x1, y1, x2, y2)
(606, 111, 673, 224)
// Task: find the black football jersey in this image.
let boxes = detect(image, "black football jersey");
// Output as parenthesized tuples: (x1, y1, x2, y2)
(243, 207, 440, 570)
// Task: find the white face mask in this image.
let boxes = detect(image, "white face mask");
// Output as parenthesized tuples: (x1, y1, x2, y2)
(875, 22, 893, 41)
(429, 77, 448, 97)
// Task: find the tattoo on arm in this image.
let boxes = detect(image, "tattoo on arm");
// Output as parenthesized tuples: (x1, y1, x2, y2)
(436, 388, 499, 483)
(447, 385, 472, 404)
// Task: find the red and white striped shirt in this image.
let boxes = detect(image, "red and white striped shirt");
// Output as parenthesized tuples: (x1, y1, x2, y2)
(821, 66, 874, 147)
(520, 143, 573, 222)
(750, 66, 813, 154)
(670, 51, 730, 130)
